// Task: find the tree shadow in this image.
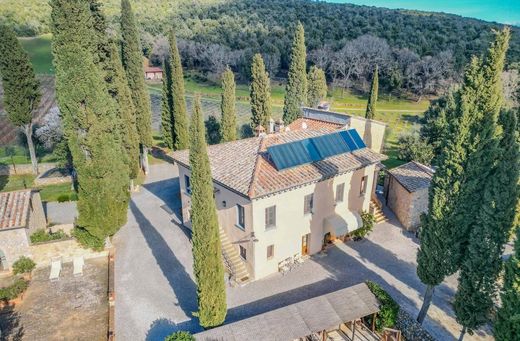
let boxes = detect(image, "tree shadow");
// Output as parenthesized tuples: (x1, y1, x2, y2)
(145, 318, 200, 341)
(0, 303, 24, 341)
(143, 177, 182, 220)
(129, 201, 198, 332)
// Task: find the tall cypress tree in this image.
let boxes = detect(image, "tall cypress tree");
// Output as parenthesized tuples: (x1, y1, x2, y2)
(0, 25, 40, 174)
(307, 66, 327, 108)
(90, 0, 140, 182)
(250, 53, 271, 129)
(416, 30, 509, 324)
(161, 59, 174, 149)
(495, 155, 520, 340)
(365, 65, 379, 119)
(282, 22, 307, 124)
(168, 28, 189, 150)
(51, 0, 129, 239)
(189, 94, 227, 328)
(120, 0, 152, 172)
(220, 67, 237, 142)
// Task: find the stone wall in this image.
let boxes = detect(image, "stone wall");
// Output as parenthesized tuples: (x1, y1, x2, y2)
(408, 188, 429, 230)
(34, 174, 72, 186)
(30, 238, 108, 267)
(0, 228, 31, 270)
(395, 309, 435, 341)
(0, 162, 57, 176)
(27, 191, 47, 234)
(385, 175, 414, 230)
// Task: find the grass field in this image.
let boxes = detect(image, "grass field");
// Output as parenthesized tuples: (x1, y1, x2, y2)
(19, 34, 54, 74)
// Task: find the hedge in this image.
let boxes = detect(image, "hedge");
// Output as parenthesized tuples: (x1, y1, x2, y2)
(0, 278, 29, 302)
(164, 331, 195, 341)
(30, 229, 67, 243)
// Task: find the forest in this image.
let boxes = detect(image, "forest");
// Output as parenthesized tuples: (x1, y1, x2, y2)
(1, 0, 519, 98)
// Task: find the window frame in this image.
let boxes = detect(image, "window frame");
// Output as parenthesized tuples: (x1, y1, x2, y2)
(267, 244, 274, 260)
(304, 193, 314, 215)
(336, 183, 345, 203)
(185, 175, 191, 194)
(265, 205, 276, 229)
(239, 245, 247, 260)
(360, 175, 368, 196)
(236, 204, 245, 230)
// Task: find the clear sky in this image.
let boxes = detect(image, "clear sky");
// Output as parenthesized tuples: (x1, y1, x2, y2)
(328, 1, 520, 26)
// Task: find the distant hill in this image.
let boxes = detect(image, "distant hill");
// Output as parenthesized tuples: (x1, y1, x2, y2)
(1, 0, 518, 70)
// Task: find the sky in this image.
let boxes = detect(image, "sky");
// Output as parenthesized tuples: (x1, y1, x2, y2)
(328, 1, 520, 26)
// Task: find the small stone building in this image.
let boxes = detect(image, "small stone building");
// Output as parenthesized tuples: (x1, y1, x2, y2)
(0, 189, 47, 271)
(384, 161, 433, 231)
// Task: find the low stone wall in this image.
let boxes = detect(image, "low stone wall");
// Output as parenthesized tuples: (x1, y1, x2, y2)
(395, 309, 436, 341)
(49, 223, 74, 235)
(34, 174, 72, 186)
(0, 162, 57, 176)
(30, 238, 108, 267)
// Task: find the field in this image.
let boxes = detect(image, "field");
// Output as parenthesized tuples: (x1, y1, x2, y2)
(12, 35, 430, 169)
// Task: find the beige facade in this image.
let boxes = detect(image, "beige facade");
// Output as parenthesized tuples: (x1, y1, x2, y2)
(178, 164, 377, 280)
(347, 116, 387, 154)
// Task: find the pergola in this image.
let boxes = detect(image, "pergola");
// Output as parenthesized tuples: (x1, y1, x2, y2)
(194, 283, 380, 341)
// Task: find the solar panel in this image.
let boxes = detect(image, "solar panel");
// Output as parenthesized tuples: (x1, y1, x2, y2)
(267, 129, 367, 171)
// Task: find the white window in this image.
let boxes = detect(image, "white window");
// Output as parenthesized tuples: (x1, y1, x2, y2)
(265, 206, 276, 229)
(236, 204, 245, 229)
(336, 183, 345, 203)
(304, 193, 314, 215)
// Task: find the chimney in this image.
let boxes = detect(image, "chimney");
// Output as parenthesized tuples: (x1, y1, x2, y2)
(301, 121, 308, 130)
(254, 125, 266, 137)
(274, 118, 285, 133)
(268, 117, 275, 134)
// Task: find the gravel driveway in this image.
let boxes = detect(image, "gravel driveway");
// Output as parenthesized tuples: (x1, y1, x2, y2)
(114, 163, 492, 341)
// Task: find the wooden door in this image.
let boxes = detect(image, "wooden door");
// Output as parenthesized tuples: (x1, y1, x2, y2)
(301, 234, 310, 256)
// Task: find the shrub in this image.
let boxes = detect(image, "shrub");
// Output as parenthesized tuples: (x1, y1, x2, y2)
(397, 133, 434, 165)
(0, 278, 29, 302)
(57, 194, 70, 202)
(30, 229, 67, 243)
(12, 256, 36, 275)
(72, 227, 104, 251)
(164, 331, 195, 341)
(352, 211, 375, 239)
(365, 280, 399, 331)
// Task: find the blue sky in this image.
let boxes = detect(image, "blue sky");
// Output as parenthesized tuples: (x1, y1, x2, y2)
(328, 1, 520, 25)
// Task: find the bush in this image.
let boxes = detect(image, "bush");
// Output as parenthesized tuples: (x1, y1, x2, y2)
(30, 229, 67, 243)
(72, 227, 104, 251)
(0, 278, 29, 302)
(164, 331, 195, 341)
(57, 194, 70, 202)
(397, 133, 434, 165)
(351, 211, 375, 239)
(12, 256, 36, 275)
(365, 280, 400, 331)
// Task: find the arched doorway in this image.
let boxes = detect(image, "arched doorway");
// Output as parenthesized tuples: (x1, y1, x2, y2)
(0, 249, 7, 271)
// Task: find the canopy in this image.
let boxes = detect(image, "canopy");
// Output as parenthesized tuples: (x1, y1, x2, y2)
(324, 211, 362, 236)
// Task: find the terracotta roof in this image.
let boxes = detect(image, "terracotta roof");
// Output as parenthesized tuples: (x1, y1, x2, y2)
(172, 128, 387, 199)
(286, 117, 342, 131)
(387, 161, 434, 192)
(144, 66, 162, 73)
(0, 190, 32, 229)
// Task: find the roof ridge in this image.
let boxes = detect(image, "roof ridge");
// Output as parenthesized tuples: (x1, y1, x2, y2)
(247, 136, 268, 198)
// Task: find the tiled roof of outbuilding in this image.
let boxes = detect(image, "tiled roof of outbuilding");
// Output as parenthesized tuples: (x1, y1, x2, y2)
(172, 127, 387, 199)
(0, 189, 32, 229)
(387, 161, 434, 192)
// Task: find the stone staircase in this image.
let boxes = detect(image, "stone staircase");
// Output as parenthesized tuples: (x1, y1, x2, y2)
(219, 227, 250, 286)
(370, 199, 388, 224)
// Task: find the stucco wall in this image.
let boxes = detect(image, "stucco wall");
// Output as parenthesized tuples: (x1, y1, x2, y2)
(27, 191, 47, 234)
(347, 117, 386, 154)
(0, 228, 31, 270)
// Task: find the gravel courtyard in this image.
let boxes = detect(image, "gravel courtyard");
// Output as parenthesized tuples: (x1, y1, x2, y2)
(114, 163, 492, 341)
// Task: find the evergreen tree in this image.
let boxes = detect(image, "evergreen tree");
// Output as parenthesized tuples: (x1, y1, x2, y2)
(161, 59, 174, 149)
(120, 0, 152, 172)
(283, 22, 307, 124)
(416, 29, 510, 325)
(90, 0, 140, 182)
(189, 95, 227, 328)
(495, 168, 520, 340)
(168, 28, 189, 150)
(250, 53, 271, 129)
(220, 67, 237, 142)
(307, 66, 327, 108)
(51, 0, 129, 240)
(454, 103, 518, 339)
(0, 24, 40, 174)
(365, 65, 379, 120)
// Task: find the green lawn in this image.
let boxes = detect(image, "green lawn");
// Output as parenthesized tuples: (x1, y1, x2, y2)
(19, 34, 54, 74)
(0, 174, 35, 193)
(0, 145, 58, 165)
(38, 183, 77, 202)
(0, 173, 76, 202)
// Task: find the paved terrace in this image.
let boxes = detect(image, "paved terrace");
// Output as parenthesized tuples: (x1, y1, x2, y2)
(114, 163, 492, 341)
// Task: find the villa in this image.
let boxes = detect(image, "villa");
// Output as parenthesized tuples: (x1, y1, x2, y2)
(172, 108, 387, 284)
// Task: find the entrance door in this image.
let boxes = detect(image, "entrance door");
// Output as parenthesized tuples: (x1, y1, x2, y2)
(301, 234, 310, 256)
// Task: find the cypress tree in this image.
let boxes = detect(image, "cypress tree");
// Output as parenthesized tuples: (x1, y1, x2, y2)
(495, 169, 520, 340)
(90, 0, 140, 182)
(189, 94, 227, 328)
(365, 65, 379, 120)
(416, 29, 510, 324)
(307, 66, 327, 108)
(250, 53, 271, 129)
(120, 0, 153, 172)
(0, 24, 40, 174)
(168, 28, 189, 150)
(161, 59, 174, 149)
(282, 22, 307, 124)
(220, 67, 237, 142)
(51, 0, 129, 239)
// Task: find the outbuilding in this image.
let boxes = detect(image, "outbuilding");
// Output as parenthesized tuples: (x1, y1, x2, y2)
(384, 161, 433, 231)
